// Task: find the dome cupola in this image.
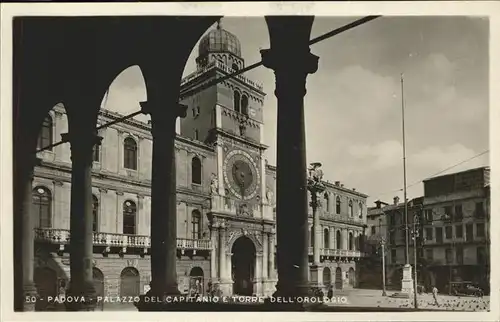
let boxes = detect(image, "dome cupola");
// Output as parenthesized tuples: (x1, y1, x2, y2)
(198, 19, 242, 59)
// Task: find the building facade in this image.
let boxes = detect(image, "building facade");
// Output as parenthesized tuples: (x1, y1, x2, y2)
(31, 23, 367, 310)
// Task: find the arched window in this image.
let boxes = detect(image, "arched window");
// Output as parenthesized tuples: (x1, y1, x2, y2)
(92, 144, 100, 162)
(349, 232, 354, 250)
(123, 200, 136, 235)
(358, 202, 363, 218)
(233, 91, 241, 113)
(32, 187, 52, 228)
(123, 137, 137, 170)
(191, 210, 202, 239)
(336, 230, 342, 249)
(194, 129, 199, 141)
(232, 63, 239, 71)
(310, 226, 314, 247)
(336, 196, 341, 215)
(191, 157, 202, 184)
(241, 94, 249, 116)
(37, 115, 53, 151)
(349, 200, 354, 217)
(120, 267, 140, 297)
(324, 228, 330, 248)
(324, 192, 330, 212)
(92, 195, 99, 232)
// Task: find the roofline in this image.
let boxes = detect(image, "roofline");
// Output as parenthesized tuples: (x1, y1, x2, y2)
(422, 166, 490, 182)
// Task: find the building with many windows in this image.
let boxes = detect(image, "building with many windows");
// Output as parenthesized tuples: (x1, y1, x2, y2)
(31, 22, 368, 310)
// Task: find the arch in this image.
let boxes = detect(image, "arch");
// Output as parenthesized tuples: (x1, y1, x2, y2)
(92, 194, 99, 232)
(231, 236, 256, 295)
(348, 267, 356, 287)
(348, 200, 354, 217)
(241, 94, 249, 116)
(233, 90, 241, 113)
(32, 186, 52, 228)
(349, 232, 354, 251)
(336, 230, 342, 249)
(335, 267, 343, 290)
(232, 62, 239, 71)
(93, 267, 105, 311)
(123, 200, 137, 235)
(189, 267, 204, 296)
(191, 210, 202, 239)
(123, 137, 138, 170)
(323, 267, 332, 286)
(191, 156, 202, 184)
(37, 114, 53, 151)
(120, 267, 140, 297)
(336, 196, 341, 214)
(34, 267, 57, 311)
(324, 192, 330, 212)
(323, 228, 330, 248)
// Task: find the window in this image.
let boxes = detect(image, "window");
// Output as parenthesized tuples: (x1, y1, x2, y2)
(443, 206, 452, 220)
(456, 246, 464, 264)
(455, 225, 463, 238)
(123, 137, 137, 170)
(191, 210, 201, 239)
(477, 246, 486, 265)
(123, 200, 137, 235)
(349, 232, 354, 250)
(37, 115, 53, 151)
(391, 249, 397, 262)
(348, 200, 353, 218)
(466, 224, 473, 242)
(358, 202, 363, 218)
(194, 129, 199, 141)
(425, 249, 434, 261)
(92, 144, 100, 162)
(233, 91, 241, 113)
(32, 186, 52, 228)
(336, 196, 341, 214)
(445, 248, 453, 264)
(232, 63, 239, 71)
(425, 227, 433, 241)
(476, 223, 485, 238)
(92, 195, 99, 232)
(310, 226, 314, 247)
(436, 227, 443, 243)
(454, 204, 463, 221)
(191, 157, 202, 185)
(371, 226, 376, 235)
(323, 228, 330, 248)
(389, 231, 395, 245)
(336, 230, 342, 249)
(324, 193, 330, 212)
(241, 94, 249, 116)
(475, 202, 485, 218)
(424, 209, 433, 222)
(445, 226, 452, 239)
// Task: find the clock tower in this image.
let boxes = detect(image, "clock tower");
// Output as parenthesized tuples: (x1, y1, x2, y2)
(179, 20, 272, 221)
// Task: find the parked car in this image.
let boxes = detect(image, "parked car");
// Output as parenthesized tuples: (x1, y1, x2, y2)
(448, 281, 484, 297)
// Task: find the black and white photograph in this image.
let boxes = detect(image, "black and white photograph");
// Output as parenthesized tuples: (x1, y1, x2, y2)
(1, 2, 499, 321)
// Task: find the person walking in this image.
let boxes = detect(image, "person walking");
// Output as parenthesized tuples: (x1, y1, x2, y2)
(432, 285, 439, 306)
(327, 285, 334, 299)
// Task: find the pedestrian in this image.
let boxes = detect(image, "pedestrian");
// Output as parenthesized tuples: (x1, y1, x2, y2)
(432, 285, 439, 306)
(327, 285, 333, 299)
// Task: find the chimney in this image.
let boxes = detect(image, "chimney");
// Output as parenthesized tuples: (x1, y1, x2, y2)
(393, 196, 400, 205)
(375, 200, 382, 209)
(340, 184, 344, 188)
(335, 181, 340, 186)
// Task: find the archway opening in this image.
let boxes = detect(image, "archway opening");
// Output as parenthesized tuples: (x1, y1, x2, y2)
(120, 267, 140, 297)
(323, 267, 332, 287)
(189, 267, 204, 296)
(348, 267, 356, 287)
(335, 267, 342, 290)
(231, 236, 256, 295)
(93, 267, 105, 311)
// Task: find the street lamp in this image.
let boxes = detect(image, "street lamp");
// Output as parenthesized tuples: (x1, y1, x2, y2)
(307, 162, 326, 289)
(411, 213, 420, 309)
(378, 218, 387, 297)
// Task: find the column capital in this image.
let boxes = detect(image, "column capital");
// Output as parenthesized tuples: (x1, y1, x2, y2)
(62, 132, 103, 165)
(260, 49, 319, 75)
(140, 101, 188, 119)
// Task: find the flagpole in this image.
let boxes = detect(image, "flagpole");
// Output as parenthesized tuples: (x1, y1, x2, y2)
(401, 73, 410, 265)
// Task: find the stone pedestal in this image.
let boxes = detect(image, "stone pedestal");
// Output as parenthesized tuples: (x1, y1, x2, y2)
(401, 264, 414, 294)
(309, 264, 324, 289)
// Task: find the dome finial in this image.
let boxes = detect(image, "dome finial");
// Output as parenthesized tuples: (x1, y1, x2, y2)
(217, 18, 222, 30)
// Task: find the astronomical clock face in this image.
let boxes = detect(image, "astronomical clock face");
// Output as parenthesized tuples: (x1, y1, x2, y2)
(223, 149, 260, 200)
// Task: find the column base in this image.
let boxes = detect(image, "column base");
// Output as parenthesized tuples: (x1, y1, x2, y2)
(401, 264, 414, 294)
(309, 265, 324, 292)
(64, 281, 97, 311)
(22, 282, 38, 312)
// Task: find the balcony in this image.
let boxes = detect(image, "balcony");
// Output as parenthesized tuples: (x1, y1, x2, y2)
(34, 228, 212, 254)
(307, 247, 364, 258)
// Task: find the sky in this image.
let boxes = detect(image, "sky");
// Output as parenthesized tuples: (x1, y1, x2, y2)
(102, 16, 489, 205)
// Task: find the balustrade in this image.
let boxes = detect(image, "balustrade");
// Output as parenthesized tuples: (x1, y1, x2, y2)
(306, 246, 364, 258)
(35, 228, 211, 251)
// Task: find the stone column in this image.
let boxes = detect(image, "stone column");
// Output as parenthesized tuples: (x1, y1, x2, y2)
(262, 233, 269, 280)
(210, 224, 218, 282)
(261, 16, 319, 299)
(254, 252, 263, 295)
(268, 230, 276, 279)
(63, 131, 102, 311)
(20, 157, 41, 311)
(141, 102, 187, 297)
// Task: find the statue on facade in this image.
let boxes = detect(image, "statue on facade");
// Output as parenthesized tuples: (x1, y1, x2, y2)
(266, 187, 274, 205)
(210, 173, 218, 195)
(308, 162, 324, 184)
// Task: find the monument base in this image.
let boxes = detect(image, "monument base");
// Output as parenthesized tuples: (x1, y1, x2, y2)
(401, 264, 414, 294)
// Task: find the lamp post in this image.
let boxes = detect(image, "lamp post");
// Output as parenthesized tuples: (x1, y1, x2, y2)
(412, 213, 420, 309)
(378, 218, 387, 296)
(307, 162, 326, 290)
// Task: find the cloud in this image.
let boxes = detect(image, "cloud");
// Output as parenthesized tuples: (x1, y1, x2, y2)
(410, 144, 478, 170)
(348, 140, 403, 170)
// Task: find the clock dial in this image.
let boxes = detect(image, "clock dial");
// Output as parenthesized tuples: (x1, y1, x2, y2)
(223, 150, 260, 200)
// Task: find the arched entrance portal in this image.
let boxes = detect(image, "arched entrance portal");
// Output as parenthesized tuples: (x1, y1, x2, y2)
(189, 267, 204, 296)
(231, 236, 256, 295)
(335, 267, 342, 290)
(323, 267, 332, 287)
(93, 268, 105, 311)
(348, 267, 356, 287)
